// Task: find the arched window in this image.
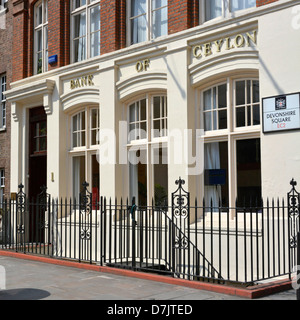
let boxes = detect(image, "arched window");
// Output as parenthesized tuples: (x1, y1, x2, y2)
(70, 106, 100, 201)
(34, 0, 48, 74)
(127, 94, 168, 206)
(201, 77, 261, 208)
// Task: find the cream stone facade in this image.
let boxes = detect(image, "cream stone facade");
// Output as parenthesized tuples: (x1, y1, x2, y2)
(5, 0, 300, 214)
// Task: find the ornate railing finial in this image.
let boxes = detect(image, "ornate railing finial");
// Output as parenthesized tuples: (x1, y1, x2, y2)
(175, 177, 185, 188)
(18, 183, 24, 194)
(290, 178, 297, 189)
(82, 181, 89, 191)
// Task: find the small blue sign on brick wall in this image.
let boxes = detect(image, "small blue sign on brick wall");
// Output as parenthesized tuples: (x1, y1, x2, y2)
(48, 55, 58, 64)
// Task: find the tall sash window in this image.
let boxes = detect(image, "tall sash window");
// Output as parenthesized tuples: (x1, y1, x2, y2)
(129, 0, 168, 45)
(34, 0, 48, 74)
(71, 0, 100, 63)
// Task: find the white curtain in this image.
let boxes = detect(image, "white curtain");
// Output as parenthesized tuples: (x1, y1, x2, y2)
(231, 0, 256, 12)
(205, 0, 222, 21)
(74, 12, 86, 62)
(204, 143, 222, 209)
(90, 5, 100, 57)
(203, 88, 217, 131)
(131, 0, 147, 44)
(152, 0, 167, 39)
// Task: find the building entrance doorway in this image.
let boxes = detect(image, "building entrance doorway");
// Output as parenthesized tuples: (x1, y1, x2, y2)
(28, 106, 47, 242)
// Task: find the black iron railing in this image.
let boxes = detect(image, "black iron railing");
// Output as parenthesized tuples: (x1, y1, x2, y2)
(0, 179, 299, 286)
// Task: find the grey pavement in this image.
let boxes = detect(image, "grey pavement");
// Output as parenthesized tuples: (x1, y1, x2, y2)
(0, 255, 297, 301)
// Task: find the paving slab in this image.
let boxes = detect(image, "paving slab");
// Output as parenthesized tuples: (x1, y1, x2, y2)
(0, 253, 297, 302)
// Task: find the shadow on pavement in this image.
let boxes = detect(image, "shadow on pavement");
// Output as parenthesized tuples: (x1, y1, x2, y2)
(0, 288, 51, 300)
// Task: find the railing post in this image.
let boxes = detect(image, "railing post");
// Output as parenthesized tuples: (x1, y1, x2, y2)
(171, 177, 190, 277)
(297, 232, 300, 300)
(131, 197, 136, 269)
(287, 179, 300, 280)
(37, 185, 50, 252)
(16, 183, 26, 253)
(79, 181, 92, 263)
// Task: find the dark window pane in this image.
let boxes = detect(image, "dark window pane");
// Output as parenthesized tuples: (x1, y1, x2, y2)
(247, 105, 251, 126)
(218, 84, 227, 109)
(253, 104, 260, 125)
(204, 89, 211, 111)
(236, 81, 245, 105)
(236, 107, 245, 127)
(140, 99, 146, 120)
(218, 110, 227, 129)
(253, 80, 260, 103)
(153, 97, 161, 119)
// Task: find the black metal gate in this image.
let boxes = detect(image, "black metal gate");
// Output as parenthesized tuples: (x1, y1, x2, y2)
(1, 178, 300, 285)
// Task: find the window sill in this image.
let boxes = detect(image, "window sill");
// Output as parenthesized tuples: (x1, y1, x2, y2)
(0, 8, 7, 15)
(0, 127, 6, 133)
(233, 125, 261, 133)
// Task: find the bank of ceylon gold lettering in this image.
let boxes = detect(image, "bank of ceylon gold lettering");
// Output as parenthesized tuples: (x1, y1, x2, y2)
(136, 59, 150, 72)
(70, 74, 94, 89)
(192, 30, 257, 59)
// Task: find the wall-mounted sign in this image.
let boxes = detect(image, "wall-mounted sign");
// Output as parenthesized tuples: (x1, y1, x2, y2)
(48, 55, 58, 64)
(262, 93, 300, 133)
(70, 74, 94, 90)
(192, 30, 257, 59)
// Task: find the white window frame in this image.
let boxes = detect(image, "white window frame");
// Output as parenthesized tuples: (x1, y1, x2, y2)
(72, 110, 86, 149)
(200, 76, 261, 208)
(0, 0, 8, 11)
(127, 93, 168, 144)
(128, 98, 148, 142)
(234, 79, 260, 129)
(0, 74, 6, 130)
(201, 77, 260, 134)
(127, 93, 168, 206)
(152, 95, 167, 139)
(202, 83, 227, 132)
(70, 106, 100, 200)
(200, 0, 256, 24)
(90, 107, 100, 146)
(70, 0, 101, 63)
(34, 0, 48, 74)
(127, 0, 168, 46)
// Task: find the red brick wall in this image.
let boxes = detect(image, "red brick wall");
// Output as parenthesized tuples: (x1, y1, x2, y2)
(100, 0, 126, 55)
(0, 0, 13, 197)
(10, 0, 282, 82)
(48, 0, 70, 70)
(168, 0, 199, 35)
(12, 0, 28, 81)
